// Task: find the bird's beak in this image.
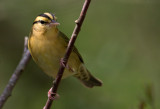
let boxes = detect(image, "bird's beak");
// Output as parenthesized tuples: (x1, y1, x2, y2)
(50, 19, 60, 26)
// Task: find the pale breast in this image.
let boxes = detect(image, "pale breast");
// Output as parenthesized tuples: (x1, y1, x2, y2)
(29, 35, 75, 78)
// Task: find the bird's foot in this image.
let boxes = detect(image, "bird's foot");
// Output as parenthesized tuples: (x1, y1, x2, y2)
(60, 58, 66, 67)
(48, 88, 59, 100)
(60, 58, 74, 72)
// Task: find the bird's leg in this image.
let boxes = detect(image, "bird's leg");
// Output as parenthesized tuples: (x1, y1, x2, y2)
(67, 65, 74, 72)
(60, 58, 74, 72)
(60, 58, 66, 67)
(48, 88, 59, 100)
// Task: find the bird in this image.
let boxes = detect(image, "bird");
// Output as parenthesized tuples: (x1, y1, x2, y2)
(28, 12, 102, 88)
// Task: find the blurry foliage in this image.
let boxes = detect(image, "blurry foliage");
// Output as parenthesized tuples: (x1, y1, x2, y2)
(0, 0, 160, 109)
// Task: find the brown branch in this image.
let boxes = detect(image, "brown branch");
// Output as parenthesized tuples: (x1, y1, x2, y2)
(43, 0, 91, 109)
(0, 37, 31, 109)
(138, 101, 146, 109)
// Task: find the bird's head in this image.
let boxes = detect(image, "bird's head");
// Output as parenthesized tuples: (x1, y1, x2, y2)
(32, 12, 60, 34)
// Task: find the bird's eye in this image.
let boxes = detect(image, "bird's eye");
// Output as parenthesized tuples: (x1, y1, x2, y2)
(40, 20, 47, 24)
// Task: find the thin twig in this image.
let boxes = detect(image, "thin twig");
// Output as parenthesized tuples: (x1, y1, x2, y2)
(43, 0, 91, 109)
(146, 84, 155, 109)
(0, 37, 31, 109)
(138, 101, 146, 109)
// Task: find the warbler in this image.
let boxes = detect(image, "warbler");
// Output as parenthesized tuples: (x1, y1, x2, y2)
(28, 12, 102, 88)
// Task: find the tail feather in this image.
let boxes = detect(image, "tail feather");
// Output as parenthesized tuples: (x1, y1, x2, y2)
(81, 71, 102, 88)
(74, 64, 102, 88)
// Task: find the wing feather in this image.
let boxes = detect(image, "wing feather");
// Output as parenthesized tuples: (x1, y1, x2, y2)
(59, 31, 84, 63)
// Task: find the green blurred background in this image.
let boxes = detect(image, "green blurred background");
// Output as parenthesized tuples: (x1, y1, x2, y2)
(0, 0, 160, 109)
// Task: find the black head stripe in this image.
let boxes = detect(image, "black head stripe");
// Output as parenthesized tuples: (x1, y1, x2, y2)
(38, 13, 52, 21)
(33, 21, 38, 25)
(33, 20, 48, 25)
(50, 13, 55, 20)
